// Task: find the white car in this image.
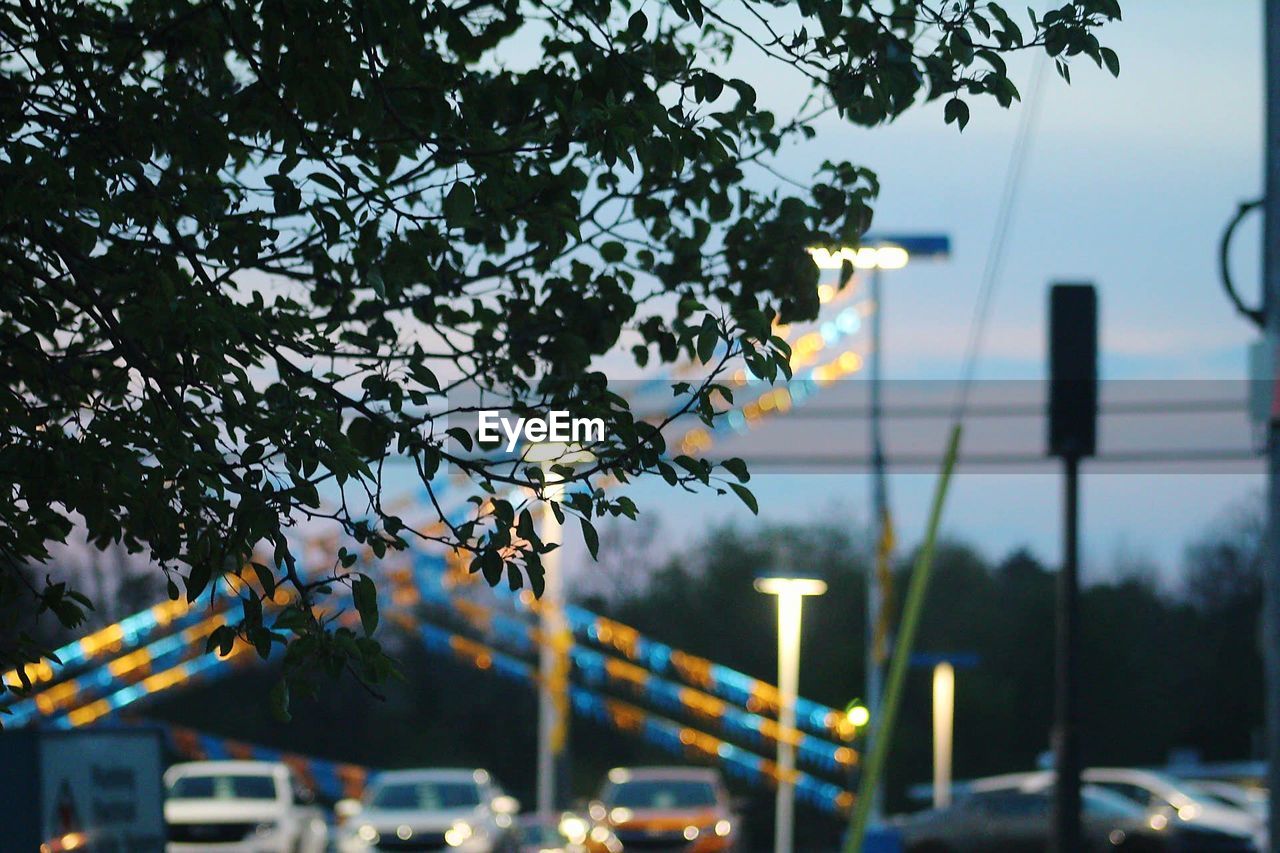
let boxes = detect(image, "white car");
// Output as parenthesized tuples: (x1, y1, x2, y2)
(1085, 768, 1267, 850)
(164, 760, 329, 853)
(336, 768, 520, 853)
(972, 768, 1267, 850)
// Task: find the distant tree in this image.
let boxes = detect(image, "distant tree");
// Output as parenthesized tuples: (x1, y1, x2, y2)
(0, 0, 1121, 707)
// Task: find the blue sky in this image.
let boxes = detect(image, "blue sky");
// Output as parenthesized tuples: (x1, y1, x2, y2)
(572, 2, 1269, 587)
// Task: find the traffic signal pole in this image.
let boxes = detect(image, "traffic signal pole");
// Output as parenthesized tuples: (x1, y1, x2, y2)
(1262, 3, 1280, 850)
(1047, 283, 1096, 853)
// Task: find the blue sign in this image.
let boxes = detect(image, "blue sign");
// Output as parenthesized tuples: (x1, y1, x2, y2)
(863, 234, 951, 260)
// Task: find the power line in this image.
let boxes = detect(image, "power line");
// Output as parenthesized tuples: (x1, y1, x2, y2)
(751, 399, 1248, 420)
(952, 53, 1050, 422)
(700, 448, 1260, 469)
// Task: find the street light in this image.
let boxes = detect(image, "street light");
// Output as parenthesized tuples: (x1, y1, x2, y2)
(754, 571, 827, 853)
(807, 233, 950, 822)
(932, 662, 955, 809)
(523, 441, 594, 818)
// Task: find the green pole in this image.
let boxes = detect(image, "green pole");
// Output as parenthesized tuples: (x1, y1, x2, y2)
(843, 424, 963, 853)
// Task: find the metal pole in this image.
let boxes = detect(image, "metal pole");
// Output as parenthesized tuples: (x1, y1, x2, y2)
(1263, 3, 1280, 850)
(537, 468, 569, 818)
(932, 662, 955, 810)
(867, 266, 887, 822)
(775, 590, 804, 853)
(1051, 455, 1082, 853)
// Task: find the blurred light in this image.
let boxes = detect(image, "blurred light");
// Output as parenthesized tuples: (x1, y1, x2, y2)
(357, 824, 379, 842)
(754, 577, 828, 596)
(608, 767, 630, 784)
(1177, 804, 1200, 821)
(808, 244, 917, 271)
(847, 705, 870, 727)
(838, 352, 862, 373)
(609, 807, 633, 824)
(683, 826, 700, 840)
(590, 825, 612, 843)
(715, 820, 732, 837)
(1149, 814, 1168, 831)
(398, 825, 413, 840)
(818, 284, 835, 304)
(445, 821, 473, 846)
(876, 246, 910, 269)
(560, 816, 588, 843)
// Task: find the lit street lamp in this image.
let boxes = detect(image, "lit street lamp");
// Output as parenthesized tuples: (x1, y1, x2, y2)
(523, 441, 594, 818)
(755, 572, 827, 853)
(808, 233, 950, 821)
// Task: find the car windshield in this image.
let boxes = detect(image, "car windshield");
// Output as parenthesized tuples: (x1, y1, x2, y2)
(605, 780, 717, 809)
(1083, 787, 1147, 818)
(168, 774, 277, 800)
(369, 781, 481, 810)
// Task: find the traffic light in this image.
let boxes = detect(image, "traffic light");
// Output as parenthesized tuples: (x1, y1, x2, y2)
(1048, 283, 1098, 459)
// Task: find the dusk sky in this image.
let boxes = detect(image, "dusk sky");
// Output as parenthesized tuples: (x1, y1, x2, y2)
(569, 2, 1269, 587)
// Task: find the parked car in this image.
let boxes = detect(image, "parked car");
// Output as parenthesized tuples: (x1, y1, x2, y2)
(893, 780, 1256, 852)
(1185, 782, 1268, 822)
(335, 767, 520, 852)
(516, 813, 622, 853)
(164, 760, 329, 853)
(589, 766, 738, 852)
(1084, 768, 1267, 850)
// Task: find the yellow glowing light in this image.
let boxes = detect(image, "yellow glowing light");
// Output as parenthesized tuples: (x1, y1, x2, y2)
(818, 284, 836, 304)
(847, 705, 871, 727)
(838, 351, 863, 373)
(806, 245, 912, 271)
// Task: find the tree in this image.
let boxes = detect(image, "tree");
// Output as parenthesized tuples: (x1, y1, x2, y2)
(0, 0, 1121, 709)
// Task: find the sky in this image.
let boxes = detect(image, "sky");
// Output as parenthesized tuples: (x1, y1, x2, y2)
(50, 3, 1267, 597)
(574, 1, 1270, 588)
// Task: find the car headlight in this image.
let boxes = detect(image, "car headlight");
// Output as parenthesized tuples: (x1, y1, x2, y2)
(559, 816, 589, 844)
(445, 821, 474, 847)
(356, 824, 380, 844)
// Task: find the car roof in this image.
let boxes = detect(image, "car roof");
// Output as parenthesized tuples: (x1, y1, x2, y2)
(606, 766, 722, 783)
(372, 768, 487, 784)
(166, 760, 286, 777)
(968, 771, 1052, 793)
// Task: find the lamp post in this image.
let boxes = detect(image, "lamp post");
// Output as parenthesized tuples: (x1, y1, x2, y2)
(755, 572, 827, 853)
(808, 234, 950, 822)
(523, 441, 594, 818)
(932, 662, 955, 809)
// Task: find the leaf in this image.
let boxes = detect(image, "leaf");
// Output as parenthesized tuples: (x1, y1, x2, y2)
(722, 457, 750, 482)
(1100, 47, 1120, 77)
(352, 574, 379, 636)
(443, 183, 475, 226)
(600, 240, 626, 263)
(252, 563, 276, 599)
(626, 10, 648, 39)
(696, 314, 718, 364)
(944, 98, 970, 130)
(729, 483, 759, 514)
(307, 171, 343, 193)
(580, 516, 600, 559)
(446, 426, 474, 452)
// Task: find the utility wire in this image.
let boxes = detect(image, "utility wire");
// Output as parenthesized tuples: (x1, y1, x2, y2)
(951, 52, 1050, 423)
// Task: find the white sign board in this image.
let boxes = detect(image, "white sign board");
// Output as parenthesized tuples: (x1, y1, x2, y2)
(0, 728, 167, 852)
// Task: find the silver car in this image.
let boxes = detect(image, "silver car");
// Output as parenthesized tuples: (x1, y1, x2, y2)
(336, 768, 520, 853)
